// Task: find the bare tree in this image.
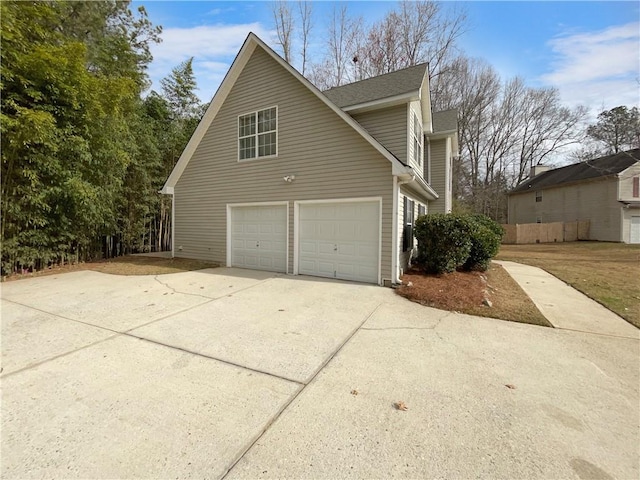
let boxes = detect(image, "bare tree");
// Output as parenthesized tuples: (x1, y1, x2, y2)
(297, 1, 312, 75)
(351, 0, 467, 80)
(587, 106, 640, 154)
(272, 1, 293, 63)
(309, 4, 362, 88)
(432, 55, 587, 220)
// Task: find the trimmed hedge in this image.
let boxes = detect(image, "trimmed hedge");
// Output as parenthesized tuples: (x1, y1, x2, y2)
(414, 213, 504, 274)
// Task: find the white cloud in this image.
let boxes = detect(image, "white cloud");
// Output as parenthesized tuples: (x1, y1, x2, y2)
(147, 23, 275, 101)
(539, 22, 640, 113)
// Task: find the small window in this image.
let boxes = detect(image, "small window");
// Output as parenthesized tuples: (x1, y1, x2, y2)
(402, 197, 415, 252)
(238, 106, 277, 160)
(633, 177, 639, 198)
(535, 191, 542, 202)
(412, 113, 423, 167)
(536, 216, 542, 224)
(418, 204, 426, 217)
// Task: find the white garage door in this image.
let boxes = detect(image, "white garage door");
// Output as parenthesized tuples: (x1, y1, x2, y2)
(298, 201, 380, 284)
(230, 205, 287, 272)
(631, 216, 640, 244)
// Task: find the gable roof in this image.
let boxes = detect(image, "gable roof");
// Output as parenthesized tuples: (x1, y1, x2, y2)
(161, 33, 418, 194)
(510, 149, 640, 194)
(432, 109, 457, 134)
(322, 64, 428, 109)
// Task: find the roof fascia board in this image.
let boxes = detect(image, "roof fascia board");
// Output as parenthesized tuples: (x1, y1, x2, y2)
(398, 169, 439, 200)
(342, 91, 419, 113)
(419, 68, 433, 134)
(161, 38, 257, 193)
(427, 129, 457, 139)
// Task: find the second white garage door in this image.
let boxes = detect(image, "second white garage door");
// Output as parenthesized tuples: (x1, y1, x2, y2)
(230, 205, 287, 272)
(297, 200, 380, 284)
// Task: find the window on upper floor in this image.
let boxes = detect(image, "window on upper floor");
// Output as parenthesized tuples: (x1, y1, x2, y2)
(238, 106, 277, 160)
(535, 191, 542, 202)
(412, 113, 423, 167)
(633, 177, 639, 198)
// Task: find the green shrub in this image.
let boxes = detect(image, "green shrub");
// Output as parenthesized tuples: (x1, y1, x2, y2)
(413, 213, 503, 274)
(462, 214, 504, 271)
(414, 213, 472, 273)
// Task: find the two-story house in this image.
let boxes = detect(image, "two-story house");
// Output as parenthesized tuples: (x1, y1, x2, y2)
(161, 33, 458, 285)
(507, 149, 640, 243)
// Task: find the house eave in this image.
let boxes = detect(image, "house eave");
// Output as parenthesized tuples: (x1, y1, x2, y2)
(398, 169, 439, 200)
(509, 173, 619, 196)
(342, 91, 419, 114)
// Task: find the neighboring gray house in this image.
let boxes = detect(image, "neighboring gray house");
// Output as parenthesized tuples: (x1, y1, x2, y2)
(161, 33, 458, 285)
(508, 149, 640, 243)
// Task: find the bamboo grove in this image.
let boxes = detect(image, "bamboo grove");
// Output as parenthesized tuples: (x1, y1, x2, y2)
(1, 1, 203, 275)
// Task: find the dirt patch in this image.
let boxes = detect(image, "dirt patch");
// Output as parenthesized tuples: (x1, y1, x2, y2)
(3, 255, 218, 281)
(397, 262, 551, 327)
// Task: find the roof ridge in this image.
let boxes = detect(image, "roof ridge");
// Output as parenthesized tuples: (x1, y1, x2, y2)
(323, 62, 428, 92)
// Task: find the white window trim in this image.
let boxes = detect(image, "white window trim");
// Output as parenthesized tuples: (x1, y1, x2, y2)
(226, 201, 289, 273)
(412, 112, 423, 167)
(293, 197, 383, 285)
(237, 105, 278, 162)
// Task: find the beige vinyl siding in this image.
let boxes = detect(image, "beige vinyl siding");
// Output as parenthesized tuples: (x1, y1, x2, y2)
(508, 177, 622, 242)
(351, 105, 408, 164)
(428, 138, 448, 213)
(173, 46, 394, 279)
(398, 187, 425, 274)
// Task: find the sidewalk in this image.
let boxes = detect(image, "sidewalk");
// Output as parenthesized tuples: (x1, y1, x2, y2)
(495, 260, 639, 339)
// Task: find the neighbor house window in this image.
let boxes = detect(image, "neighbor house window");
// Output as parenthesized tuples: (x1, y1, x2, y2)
(633, 177, 639, 198)
(238, 106, 277, 160)
(402, 197, 415, 252)
(535, 191, 542, 202)
(412, 113, 423, 167)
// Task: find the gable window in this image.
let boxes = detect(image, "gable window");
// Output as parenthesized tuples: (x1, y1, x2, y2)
(402, 197, 415, 252)
(412, 113, 423, 167)
(633, 177, 639, 198)
(535, 191, 542, 202)
(238, 106, 277, 160)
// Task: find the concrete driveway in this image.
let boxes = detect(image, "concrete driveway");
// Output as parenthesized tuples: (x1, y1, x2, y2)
(1, 268, 638, 479)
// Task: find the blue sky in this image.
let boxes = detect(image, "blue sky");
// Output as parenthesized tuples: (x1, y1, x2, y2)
(136, 1, 640, 114)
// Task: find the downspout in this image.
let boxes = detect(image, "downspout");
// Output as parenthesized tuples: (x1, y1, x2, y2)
(171, 193, 175, 258)
(392, 173, 416, 284)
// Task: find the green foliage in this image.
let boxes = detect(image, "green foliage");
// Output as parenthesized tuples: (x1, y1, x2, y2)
(462, 214, 504, 271)
(587, 106, 640, 154)
(414, 214, 472, 274)
(0, 0, 172, 275)
(414, 213, 503, 274)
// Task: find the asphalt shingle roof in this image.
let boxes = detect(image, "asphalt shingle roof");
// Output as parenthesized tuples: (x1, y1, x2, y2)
(432, 109, 457, 133)
(322, 63, 428, 108)
(510, 149, 640, 194)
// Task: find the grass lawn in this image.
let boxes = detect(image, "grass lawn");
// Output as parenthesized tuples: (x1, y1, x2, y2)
(3, 255, 218, 281)
(496, 242, 640, 328)
(398, 262, 551, 327)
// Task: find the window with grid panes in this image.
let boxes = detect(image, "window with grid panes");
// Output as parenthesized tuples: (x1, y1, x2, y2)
(238, 107, 277, 160)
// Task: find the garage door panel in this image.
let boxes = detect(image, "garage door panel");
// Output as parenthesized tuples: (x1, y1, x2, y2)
(298, 201, 379, 284)
(230, 205, 287, 273)
(631, 216, 640, 244)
